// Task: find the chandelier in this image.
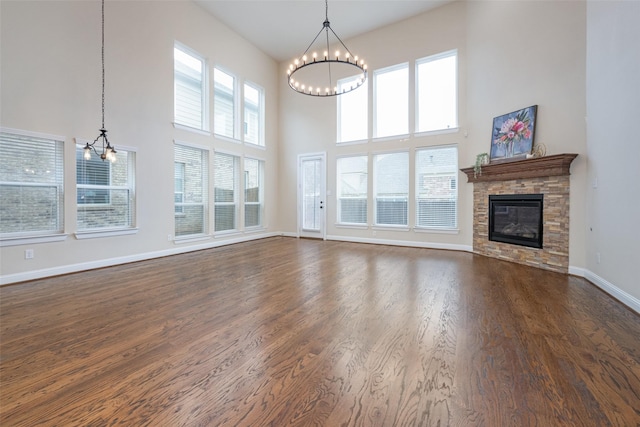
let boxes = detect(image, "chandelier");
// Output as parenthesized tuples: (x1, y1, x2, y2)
(287, 0, 367, 97)
(83, 0, 116, 162)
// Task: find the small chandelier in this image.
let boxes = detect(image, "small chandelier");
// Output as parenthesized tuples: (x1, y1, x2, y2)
(84, 0, 116, 162)
(287, 0, 367, 97)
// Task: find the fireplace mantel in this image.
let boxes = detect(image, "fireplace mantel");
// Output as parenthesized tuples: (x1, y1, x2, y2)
(461, 153, 578, 183)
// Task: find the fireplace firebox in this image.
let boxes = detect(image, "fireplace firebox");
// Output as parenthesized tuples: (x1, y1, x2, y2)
(489, 194, 543, 248)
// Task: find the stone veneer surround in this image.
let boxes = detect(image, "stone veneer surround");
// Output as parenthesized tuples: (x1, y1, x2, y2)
(461, 154, 578, 274)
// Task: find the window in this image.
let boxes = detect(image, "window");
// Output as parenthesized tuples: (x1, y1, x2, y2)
(214, 152, 239, 232)
(214, 67, 235, 139)
(374, 152, 409, 226)
(174, 143, 208, 237)
(416, 146, 458, 229)
(337, 75, 368, 143)
(174, 43, 208, 131)
(374, 63, 408, 139)
(244, 158, 264, 228)
(417, 50, 458, 133)
(77, 144, 135, 231)
(243, 82, 263, 146)
(174, 162, 185, 214)
(0, 129, 64, 237)
(337, 156, 368, 224)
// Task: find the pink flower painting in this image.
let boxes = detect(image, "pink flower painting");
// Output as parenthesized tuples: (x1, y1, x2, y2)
(490, 105, 537, 161)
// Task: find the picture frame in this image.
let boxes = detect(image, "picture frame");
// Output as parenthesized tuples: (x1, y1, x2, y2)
(489, 105, 537, 163)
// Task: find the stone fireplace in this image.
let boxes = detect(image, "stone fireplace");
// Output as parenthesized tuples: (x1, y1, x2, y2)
(461, 154, 578, 274)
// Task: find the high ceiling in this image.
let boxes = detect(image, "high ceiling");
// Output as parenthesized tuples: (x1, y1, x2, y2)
(194, 1, 451, 62)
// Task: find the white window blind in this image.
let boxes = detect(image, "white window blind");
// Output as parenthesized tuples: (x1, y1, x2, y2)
(214, 67, 235, 139)
(0, 129, 64, 236)
(244, 158, 263, 228)
(337, 75, 368, 143)
(174, 144, 208, 237)
(77, 144, 135, 231)
(214, 152, 239, 232)
(174, 44, 207, 130)
(416, 146, 458, 229)
(417, 50, 458, 133)
(337, 156, 367, 224)
(244, 82, 263, 146)
(374, 152, 408, 226)
(374, 64, 408, 138)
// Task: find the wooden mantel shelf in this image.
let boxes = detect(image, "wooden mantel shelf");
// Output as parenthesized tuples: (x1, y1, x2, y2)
(461, 153, 578, 183)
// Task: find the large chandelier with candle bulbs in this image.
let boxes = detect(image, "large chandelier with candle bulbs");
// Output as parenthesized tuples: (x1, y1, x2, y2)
(287, 0, 367, 97)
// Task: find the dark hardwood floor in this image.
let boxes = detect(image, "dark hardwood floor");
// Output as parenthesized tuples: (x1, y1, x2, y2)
(1, 237, 639, 426)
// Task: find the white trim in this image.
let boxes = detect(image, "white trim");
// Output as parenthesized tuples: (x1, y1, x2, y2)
(414, 227, 460, 235)
(75, 228, 139, 240)
(569, 266, 640, 314)
(372, 225, 410, 232)
(173, 234, 212, 244)
(0, 126, 65, 142)
(0, 231, 282, 286)
(372, 134, 411, 144)
(0, 233, 68, 247)
(173, 123, 211, 136)
(413, 127, 459, 138)
(213, 133, 242, 145)
(173, 139, 211, 152)
(326, 234, 472, 252)
(335, 223, 369, 230)
(281, 231, 298, 238)
(336, 138, 369, 146)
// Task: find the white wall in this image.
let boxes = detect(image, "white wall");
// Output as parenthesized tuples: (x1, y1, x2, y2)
(279, 1, 588, 262)
(0, 1, 280, 282)
(585, 1, 640, 307)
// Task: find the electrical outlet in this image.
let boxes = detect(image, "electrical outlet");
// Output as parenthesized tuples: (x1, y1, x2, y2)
(25, 249, 34, 260)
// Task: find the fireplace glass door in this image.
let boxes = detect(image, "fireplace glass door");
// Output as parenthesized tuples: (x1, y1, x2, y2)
(488, 194, 543, 248)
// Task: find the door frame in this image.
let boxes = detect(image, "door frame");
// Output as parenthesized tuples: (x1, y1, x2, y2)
(297, 152, 327, 239)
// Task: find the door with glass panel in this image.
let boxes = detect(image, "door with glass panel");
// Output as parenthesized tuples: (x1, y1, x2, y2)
(298, 153, 326, 239)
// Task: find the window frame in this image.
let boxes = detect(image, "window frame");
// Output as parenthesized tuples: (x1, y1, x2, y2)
(243, 81, 265, 147)
(414, 144, 459, 231)
(372, 150, 410, 229)
(0, 127, 67, 246)
(214, 151, 240, 234)
(373, 62, 409, 140)
(415, 49, 458, 135)
(336, 155, 368, 226)
(213, 66, 238, 141)
(173, 42, 209, 133)
(243, 157, 265, 229)
(173, 141, 210, 240)
(337, 75, 368, 144)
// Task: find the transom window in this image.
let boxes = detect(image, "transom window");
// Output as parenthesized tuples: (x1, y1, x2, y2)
(214, 67, 236, 139)
(337, 75, 368, 143)
(416, 50, 458, 133)
(243, 82, 263, 146)
(374, 63, 408, 139)
(174, 43, 208, 131)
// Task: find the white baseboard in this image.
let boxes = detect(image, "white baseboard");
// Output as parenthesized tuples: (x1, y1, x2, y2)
(0, 231, 283, 286)
(569, 266, 640, 314)
(325, 234, 473, 253)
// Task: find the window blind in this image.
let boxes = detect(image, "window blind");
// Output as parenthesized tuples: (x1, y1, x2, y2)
(0, 130, 64, 236)
(244, 158, 263, 228)
(374, 152, 408, 226)
(214, 152, 238, 232)
(76, 145, 135, 231)
(174, 144, 208, 237)
(337, 156, 367, 224)
(415, 146, 458, 229)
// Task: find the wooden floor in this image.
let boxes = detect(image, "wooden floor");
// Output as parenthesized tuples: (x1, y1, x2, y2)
(1, 237, 639, 426)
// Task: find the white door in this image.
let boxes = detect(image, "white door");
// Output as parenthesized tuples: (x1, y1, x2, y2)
(298, 153, 326, 239)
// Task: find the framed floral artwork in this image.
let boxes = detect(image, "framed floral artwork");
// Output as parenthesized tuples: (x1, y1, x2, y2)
(490, 105, 537, 162)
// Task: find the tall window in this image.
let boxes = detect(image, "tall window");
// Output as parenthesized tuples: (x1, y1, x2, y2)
(337, 75, 368, 143)
(214, 67, 235, 139)
(337, 156, 368, 224)
(416, 146, 458, 229)
(374, 152, 409, 226)
(244, 82, 263, 146)
(174, 143, 208, 237)
(214, 152, 239, 232)
(174, 43, 208, 131)
(77, 144, 135, 231)
(244, 158, 264, 228)
(0, 129, 64, 237)
(374, 63, 408, 139)
(417, 50, 458, 133)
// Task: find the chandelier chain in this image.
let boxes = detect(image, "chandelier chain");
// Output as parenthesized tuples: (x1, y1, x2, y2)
(101, 0, 105, 130)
